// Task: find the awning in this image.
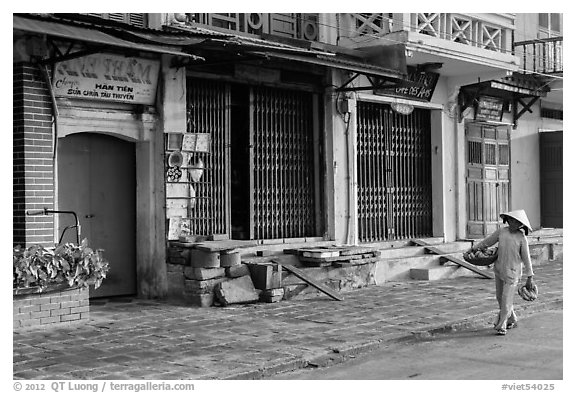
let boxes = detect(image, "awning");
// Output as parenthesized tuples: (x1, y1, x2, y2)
(168, 24, 407, 89)
(460, 79, 548, 100)
(13, 15, 202, 61)
(459, 76, 549, 127)
(249, 51, 406, 81)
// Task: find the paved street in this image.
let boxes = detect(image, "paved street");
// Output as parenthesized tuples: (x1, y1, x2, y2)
(13, 260, 562, 380)
(272, 309, 563, 380)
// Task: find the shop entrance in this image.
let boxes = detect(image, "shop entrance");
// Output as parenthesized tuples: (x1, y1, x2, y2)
(179, 78, 321, 241)
(58, 133, 136, 298)
(465, 123, 511, 238)
(356, 101, 433, 242)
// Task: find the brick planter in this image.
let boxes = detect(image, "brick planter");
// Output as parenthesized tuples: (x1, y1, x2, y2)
(13, 285, 90, 330)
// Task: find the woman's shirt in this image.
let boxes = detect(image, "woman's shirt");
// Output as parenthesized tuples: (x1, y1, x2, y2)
(475, 227, 534, 284)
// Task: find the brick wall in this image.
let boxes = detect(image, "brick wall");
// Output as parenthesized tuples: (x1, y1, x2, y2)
(13, 287, 90, 330)
(13, 62, 55, 247)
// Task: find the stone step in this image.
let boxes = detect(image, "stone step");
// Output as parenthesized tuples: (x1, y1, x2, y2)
(410, 265, 474, 281)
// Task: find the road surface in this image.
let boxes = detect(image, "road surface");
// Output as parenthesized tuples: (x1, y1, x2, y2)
(272, 310, 563, 380)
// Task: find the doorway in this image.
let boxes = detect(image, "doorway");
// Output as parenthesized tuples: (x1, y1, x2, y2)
(540, 131, 563, 227)
(356, 101, 433, 242)
(58, 133, 136, 298)
(465, 123, 510, 238)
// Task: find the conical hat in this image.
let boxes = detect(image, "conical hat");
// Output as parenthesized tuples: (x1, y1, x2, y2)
(500, 210, 532, 232)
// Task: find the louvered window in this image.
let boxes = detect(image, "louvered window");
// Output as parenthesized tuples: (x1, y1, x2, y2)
(84, 13, 147, 28)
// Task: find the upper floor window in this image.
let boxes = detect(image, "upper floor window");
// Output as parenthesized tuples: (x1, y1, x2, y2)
(83, 13, 148, 28)
(538, 13, 561, 37)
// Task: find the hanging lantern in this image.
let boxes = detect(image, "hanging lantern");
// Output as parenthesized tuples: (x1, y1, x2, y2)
(391, 102, 415, 115)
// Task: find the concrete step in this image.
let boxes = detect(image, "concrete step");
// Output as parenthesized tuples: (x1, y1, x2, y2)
(411, 265, 459, 281)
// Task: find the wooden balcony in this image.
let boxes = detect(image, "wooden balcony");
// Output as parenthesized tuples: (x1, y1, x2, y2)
(175, 13, 320, 42)
(513, 37, 563, 75)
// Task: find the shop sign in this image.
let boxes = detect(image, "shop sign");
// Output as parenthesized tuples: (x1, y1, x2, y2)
(52, 53, 160, 105)
(475, 96, 504, 122)
(375, 66, 439, 102)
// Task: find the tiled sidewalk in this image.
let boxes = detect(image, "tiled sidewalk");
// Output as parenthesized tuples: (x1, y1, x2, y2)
(13, 260, 563, 380)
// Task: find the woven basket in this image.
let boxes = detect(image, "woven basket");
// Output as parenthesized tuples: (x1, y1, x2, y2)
(463, 248, 498, 266)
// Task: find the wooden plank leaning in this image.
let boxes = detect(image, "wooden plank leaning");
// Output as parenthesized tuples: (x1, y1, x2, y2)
(411, 239, 494, 279)
(270, 260, 344, 301)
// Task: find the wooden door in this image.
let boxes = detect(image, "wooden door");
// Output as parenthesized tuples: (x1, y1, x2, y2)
(58, 133, 136, 298)
(540, 131, 563, 227)
(466, 124, 510, 238)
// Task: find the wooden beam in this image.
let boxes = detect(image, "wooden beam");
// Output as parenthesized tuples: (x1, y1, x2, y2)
(411, 239, 494, 279)
(271, 260, 344, 300)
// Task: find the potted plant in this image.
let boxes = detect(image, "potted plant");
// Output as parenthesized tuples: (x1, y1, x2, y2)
(13, 239, 110, 295)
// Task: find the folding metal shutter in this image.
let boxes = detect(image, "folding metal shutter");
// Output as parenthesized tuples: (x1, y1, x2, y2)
(250, 87, 317, 240)
(357, 102, 433, 241)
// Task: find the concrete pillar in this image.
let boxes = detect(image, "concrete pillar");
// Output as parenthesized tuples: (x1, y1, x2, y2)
(135, 54, 185, 298)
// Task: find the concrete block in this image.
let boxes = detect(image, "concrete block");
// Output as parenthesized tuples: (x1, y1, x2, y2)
(208, 234, 229, 241)
(261, 295, 283, 303)
(247, 263, 282, 289)
(186, 292, 215, 307)
(220, 252, 241, 267)
(214, 276, 259, 306)
(262, 288, 284, 297)
(169, 256, 188, 265)
(184, 277, 226, 294)
(260, 288, 284, 302)
(189, 249, 220, 268)
(225, 264, 250, 278)
(166, 263, 185, 273)
(184, 267, 225, 280)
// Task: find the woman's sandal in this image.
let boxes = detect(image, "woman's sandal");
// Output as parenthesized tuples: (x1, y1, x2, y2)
(507, 322, 518, 329)
(496, 329, 507, 336)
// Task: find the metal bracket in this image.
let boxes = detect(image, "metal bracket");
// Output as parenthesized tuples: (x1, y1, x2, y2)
(35, 37, 102, 65)
(458, 86, 487, 123)
(512, 96, 539, 129)
(335, 72, 401, 92)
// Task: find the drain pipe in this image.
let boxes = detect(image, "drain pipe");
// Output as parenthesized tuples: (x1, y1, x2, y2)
(453, 89, 461, 241)
(39, 63, 60, 245)
(344, 110, 353, 245)
(38, 64, 59, 159)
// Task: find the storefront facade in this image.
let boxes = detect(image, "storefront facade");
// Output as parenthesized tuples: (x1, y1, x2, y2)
(14, 13, 562, 301)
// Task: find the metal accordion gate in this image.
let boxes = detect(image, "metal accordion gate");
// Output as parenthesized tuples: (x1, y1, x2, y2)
(357, 102, 433, 242)
(185, 78, 230, 237)
(251, 86, 318, 240)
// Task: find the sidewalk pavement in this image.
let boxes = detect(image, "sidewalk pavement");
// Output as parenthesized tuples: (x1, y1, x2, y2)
(13, 259, 563, 380)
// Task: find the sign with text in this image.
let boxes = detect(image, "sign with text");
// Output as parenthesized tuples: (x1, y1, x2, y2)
(52, 54, 160, 105)
(475, 96, 504, 122)
(375, 66, 440, 102)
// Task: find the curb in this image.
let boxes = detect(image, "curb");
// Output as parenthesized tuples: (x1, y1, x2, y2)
(222, 295, 563, 380)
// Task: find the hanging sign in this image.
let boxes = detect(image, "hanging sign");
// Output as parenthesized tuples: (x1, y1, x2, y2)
(52, 53, 160, 105)
(475, 96, 504, 122)
(375, 66, 439, 102)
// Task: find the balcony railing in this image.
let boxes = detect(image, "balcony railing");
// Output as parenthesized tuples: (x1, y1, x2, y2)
(410, 13, 511, 53)
(177, 13, 319, 42)
(513, 36, 563, 75)
(339, 13, 513, 54)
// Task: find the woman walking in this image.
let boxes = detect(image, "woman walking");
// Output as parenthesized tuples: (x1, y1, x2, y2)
(469, 210, 536, 336)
